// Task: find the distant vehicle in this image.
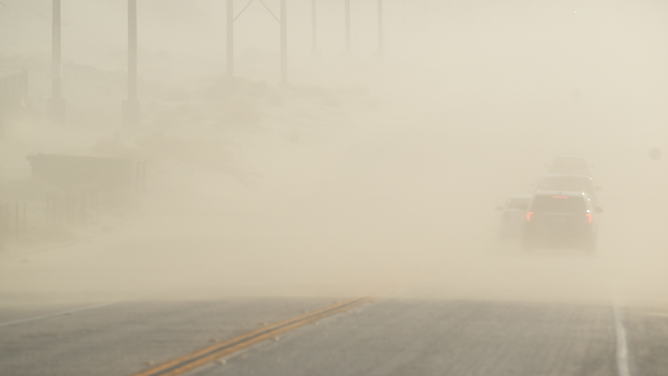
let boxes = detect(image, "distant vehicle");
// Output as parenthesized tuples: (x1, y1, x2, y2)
(546, 154, 592, 177)
(496, 194, 532, 239)
(535, 174, 601, 205)
(522, 191, 602, 252)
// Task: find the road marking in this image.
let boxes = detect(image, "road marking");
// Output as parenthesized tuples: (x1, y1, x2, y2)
(132, 296, 375, 376)
(0, 302, 115, 328)
(0, 285, 183, 329)
(613, 302, 631, 376)
(627, 309, 668, 318)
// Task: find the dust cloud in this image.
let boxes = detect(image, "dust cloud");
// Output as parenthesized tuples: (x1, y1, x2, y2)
(1, 0, 668, 312)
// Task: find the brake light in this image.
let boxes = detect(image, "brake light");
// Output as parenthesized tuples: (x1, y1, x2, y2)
(586, 213, 592, 224)
(527, 212, 533, 221)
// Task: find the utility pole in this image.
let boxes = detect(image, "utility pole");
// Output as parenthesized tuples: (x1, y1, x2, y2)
(280, 0, 287, 86)
(311, 0, 318, 55)
(48, 0, 66, 122)
(228, 0, 285, 85)
(344, 0, 351, 54)
(122, 0, 140, 127)
(226, 0, 234, 77)
(377, 0, 384, 56)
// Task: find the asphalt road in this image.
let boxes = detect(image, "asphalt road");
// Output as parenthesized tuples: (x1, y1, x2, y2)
(2, 297, 668, 376)
(0, 298, 338, 376)
(200, 300, 617, 376)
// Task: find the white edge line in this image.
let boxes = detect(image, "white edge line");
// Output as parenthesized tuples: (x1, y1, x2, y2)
(0, 301, 116, 328)
(0, 284, 185, 329)
(613, 301, 631, 376)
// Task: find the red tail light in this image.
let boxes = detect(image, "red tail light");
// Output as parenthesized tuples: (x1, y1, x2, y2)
(527, 212, 533, 221)
(586, 213, 592, 224)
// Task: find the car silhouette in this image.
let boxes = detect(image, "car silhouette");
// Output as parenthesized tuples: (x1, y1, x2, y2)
(522, 191, 602, 252)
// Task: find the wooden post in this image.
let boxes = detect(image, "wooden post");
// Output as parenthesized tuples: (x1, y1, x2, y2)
(15, 202, 19, 237)
(48, 0, 66, 121)
(95, 191, 99, 224)
(128, 0, 137, 103)
(123, 0, 140, 127)
(311, 0, 317, 53)
(344, 0, 351, 54)
(52, 0, 60, 100)
(377, 0, 384, 56)
(227, 0, 234, 77)
(280, 0, 287, 86)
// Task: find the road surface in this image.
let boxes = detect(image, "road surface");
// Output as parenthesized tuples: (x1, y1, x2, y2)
(2, 296, 668, 376)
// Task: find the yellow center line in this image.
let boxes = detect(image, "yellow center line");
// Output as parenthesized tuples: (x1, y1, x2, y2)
(130, 296, 376, 376)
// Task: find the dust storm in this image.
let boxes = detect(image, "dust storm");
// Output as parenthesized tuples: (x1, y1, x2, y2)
(1, 0, 668, 321)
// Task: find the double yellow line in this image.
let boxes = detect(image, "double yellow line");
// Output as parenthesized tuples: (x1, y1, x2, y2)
(131, 296, 375, 376)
